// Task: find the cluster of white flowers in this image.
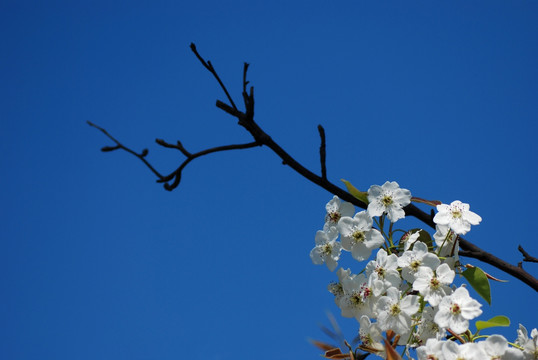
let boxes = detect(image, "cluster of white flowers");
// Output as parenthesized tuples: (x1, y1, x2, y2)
(310, 181, 537, 359)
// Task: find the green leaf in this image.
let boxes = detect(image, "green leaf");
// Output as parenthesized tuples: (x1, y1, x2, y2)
(462, 267, 491, 305)
(341, 179, 369, 205)
(475, 315, 510, 332)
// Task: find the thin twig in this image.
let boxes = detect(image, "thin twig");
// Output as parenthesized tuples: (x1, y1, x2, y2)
(446, 328, 466, 344)
(519, 245, 538, 263)
(158, 141, 261, 190)
(87, 121, 164, 179)
(318, 124, 327, 180)
(190, 43, 237, 110)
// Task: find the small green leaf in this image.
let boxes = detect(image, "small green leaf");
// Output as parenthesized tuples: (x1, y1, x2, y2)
(475, 315, 510, 332)
(341, 179, 369, 205)
(462, 267, 491, 305)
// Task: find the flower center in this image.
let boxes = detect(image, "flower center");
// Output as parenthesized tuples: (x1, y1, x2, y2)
(327, 211, 341, 224)
(410, 260, 421, 270)
(352, 230, 365, 243)
(389, 303, 401, 316)
(382, 195, 393, 206)
(451, 210, 462, 219)
(429, 277, 440, 289)
(322, 243, 333, 255)
(375, 266, 386, 278)
(350, 292, 364, 306)
(450, 303, 461, 315)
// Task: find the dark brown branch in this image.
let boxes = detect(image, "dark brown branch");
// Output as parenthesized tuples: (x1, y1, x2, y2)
(189, 45, 538, 292)
(190, 43, 237, 110)
(318, 125, 327, 180)
(87, 121, 164, 179)
(88, 121, 261, 191)
(156, 140, 261, 190)
(519, 245, 538, 263)
(90, 44, 538, 292)
(155, 139, 192, 157)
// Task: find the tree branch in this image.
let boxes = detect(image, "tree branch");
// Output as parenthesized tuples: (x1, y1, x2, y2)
(318, 125, 327, 180)
(89, 44, 538, 292)
(88, 121, 261, 191)
(87, 121, 164, 179)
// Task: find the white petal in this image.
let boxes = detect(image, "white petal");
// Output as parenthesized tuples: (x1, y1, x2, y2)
(463, 210, 482, 225)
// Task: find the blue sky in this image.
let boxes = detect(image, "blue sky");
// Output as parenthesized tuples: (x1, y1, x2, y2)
(2, 1, 537, 359)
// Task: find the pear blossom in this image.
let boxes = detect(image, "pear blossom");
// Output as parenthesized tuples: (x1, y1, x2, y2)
(433, 200, 482, 235)
(365, 249, 401, 291)
(358, 315, 385, 358)
(415, 307, 445, 346)
(324, 196, 355, 231)
(339, 272, 379, 319)
(434, 286, 482, 334)
(412, 263, 455, 306)
(481, 335, 524, 360)
(310, 227, 342, 271)
(397, 241, 441, 282)
(337, 211, 384, 261)
(443, 340, 488, 360)
(416, 338, 445, 360)
(516, 324, 538, 360)
(376, 287, 419, 335)
(400, 229, 422, 251)
(328, 268, 352, 305)
(367, 181, 412, 222)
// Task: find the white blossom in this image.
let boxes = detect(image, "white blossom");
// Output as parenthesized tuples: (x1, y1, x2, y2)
(376, 287, 419, 336)
(433, 200, 482, 235)
(434, 286, 482, 334)
(367, 181, 412, 223)
(443, 340, 488, 360)
(516, 324, 538, 360)
(416, 338, 445, 360)
(324, 195, 355, 231)
(415, 307, 444, 346)
(337, 211, 384, 261)
(358, 315, 385, 357)
(412, 263, 455, 306)
(398, 241, 441, 283)
(481, 335, 524, 360)
(366, 249, 401, 291)
(339, 272, 379, 319)
(310, 227, 342, 271)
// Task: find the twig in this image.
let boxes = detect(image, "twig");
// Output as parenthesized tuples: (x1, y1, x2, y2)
(446, 328, 466, 344)
(318, 125, 327, 180)
(190, 43, 237, 110)
(156, 140, 261, 190)
(88, 121, 261, 191)
(87, 121, 164, 179)
(519, 245, 538, 263)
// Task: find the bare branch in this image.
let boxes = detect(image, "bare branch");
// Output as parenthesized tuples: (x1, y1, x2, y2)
(90, 46, 538, 292)
(157, 141, 261, 191)
(88, 121, 261, 191)
(190, 43, 237, 110)
(318, 125, 327, 180)
(87, 121, 164, 179)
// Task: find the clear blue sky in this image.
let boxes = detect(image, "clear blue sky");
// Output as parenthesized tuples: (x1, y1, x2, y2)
(2, 1, 537, 359)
